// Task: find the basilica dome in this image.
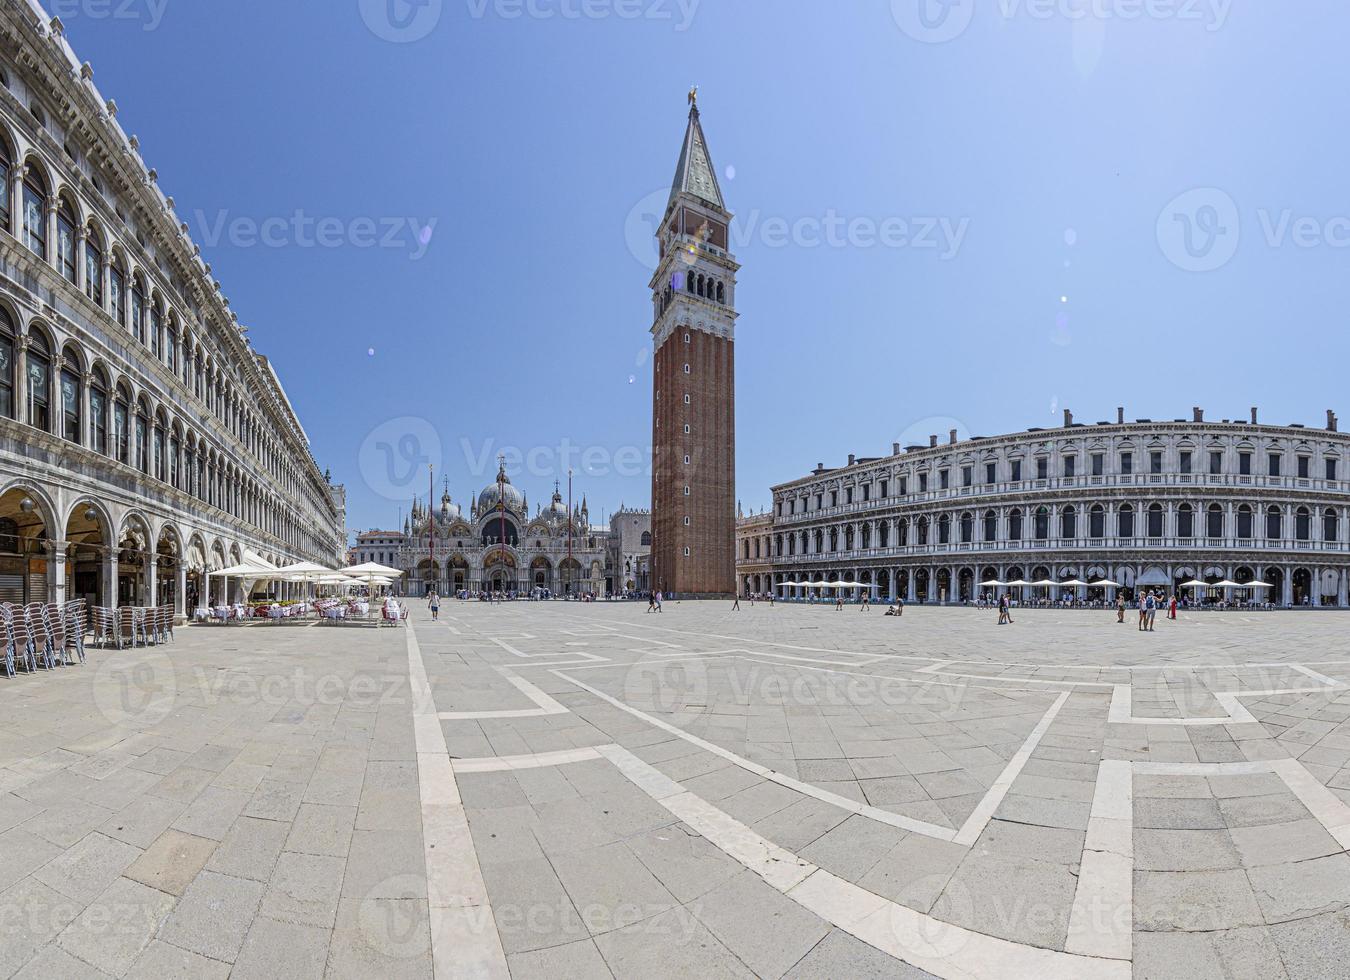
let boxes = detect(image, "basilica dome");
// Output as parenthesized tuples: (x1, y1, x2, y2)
(477, 466, 525, 515)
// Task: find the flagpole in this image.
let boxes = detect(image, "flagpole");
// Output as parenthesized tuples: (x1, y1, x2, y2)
(428, 464, 435, 594)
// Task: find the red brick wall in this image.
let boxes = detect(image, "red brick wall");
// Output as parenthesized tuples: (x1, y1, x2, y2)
(650, 328, 735, 596)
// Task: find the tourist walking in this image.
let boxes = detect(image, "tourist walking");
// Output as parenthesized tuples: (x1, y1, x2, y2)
(1145, 592, 1157, 631)
(997, 593, 1012, 625)
(1137, 593, 1147, 631)
(732, 594, 740, 611)
(429, 591, 440, 622)
(1168, 594, 1178, 620)
(1116, 593, 1126, 623)
(655, 591, 664, 612)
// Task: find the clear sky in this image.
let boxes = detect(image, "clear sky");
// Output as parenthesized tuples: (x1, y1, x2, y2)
(62, 0, 1345, 538)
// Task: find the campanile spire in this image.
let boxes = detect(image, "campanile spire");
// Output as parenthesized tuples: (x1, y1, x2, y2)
(648, 91, 738, 597)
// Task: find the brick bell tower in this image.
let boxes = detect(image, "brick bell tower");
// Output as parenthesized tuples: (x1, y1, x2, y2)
(649, 89, 738, 598)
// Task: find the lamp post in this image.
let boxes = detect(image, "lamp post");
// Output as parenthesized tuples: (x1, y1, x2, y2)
(567, 467, 573, 596)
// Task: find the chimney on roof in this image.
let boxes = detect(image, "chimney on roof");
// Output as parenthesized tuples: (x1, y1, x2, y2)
(1329, 410, 1339, 433)
(1116, 407, 1124, 425)
(1063, 409, 1073, 428)
(847, 454, 856, 466)
(929, 434, 938, 448)
(949, 429, 958, 445)
(892, 442, 900, 455)
(1193, 406, 1204, 423)
(1251, 406, 1259, 424)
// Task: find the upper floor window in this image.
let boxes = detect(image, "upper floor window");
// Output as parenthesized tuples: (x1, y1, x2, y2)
(1036, 458, 1048, 480)
(1091, 453, 1104, 477)
(1298, 456, 1310, 479)
(1119, 452, 1133, 475)
(1150, 451, 1163, 474)
(22, 169, 48, 258)
(1179, 451, 1192, 474)
(1328, 458, 1339, 481)
(131, 279, 146, 344)
(56, 198, 77, 283)
(939, 469, 950, 490)
(26, 330, 50, 432)
(919, 473, 928, 493)
(1063, 456, 1075, 478)
(85, 230, 103, 305)
(986, 462, 997, 484)
(1010, 460, 1022, 481)
(1090, 504, 1105, 537)
(0, 138, 11, 231)
(963, 465, 973, 487)
(1210, 451, 1222, 475)
(0, 310, 12, 420)
(60, 367, 79, 443)
(1268, 453, 1281, 477)
(1239, 452, 1252, 475)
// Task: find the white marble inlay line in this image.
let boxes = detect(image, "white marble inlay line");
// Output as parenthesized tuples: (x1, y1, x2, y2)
(438, 666, 570, 720)
(405, 626, 508, 978)
(605, 744, 1129, 980)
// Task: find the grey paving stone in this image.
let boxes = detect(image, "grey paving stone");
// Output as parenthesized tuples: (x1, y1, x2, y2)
(327, 897, 432, 980)
(552, 841, 680, 935)
(33, 831, 141, 904)
(205, 814, 290, 881)
(593, 905, 754, 979)
(784, 929, 940, 979)
(857, 833, 968, 913)
(231, 915, 331, 980)
(974, 818, 1086, 867)
(243, 777, 306, 822)
(624, 825, 743, 904)
(259, 850, 345, 928)
(798, 814, 907, 882)
(124, 829, 218, 896)
(506, 938, 614, 980)
(1270, 908, 1350, 980)
(157, 870, 265, 962)
(124, 939, 232, 978)
(1248, 853, 1350, 924)
(1218, 793, 1314, 828)
(690, 869, 830, 978)
(1230, 818, 1342, 868)
(1135, 869, 1266, 932)
(170, 785, 251, 841)
(341, 828, 427, 900)
(1134, 797, 1227, 830)
(932, 851, 1077, 949)
(99, 794, 186, 849)
(9, 944, 113, 980)
(480, 855, 589, 955)
(1134, 828, 1242, 872)
(284, 803, 356, 857)
(0, 878, 84, 976)
(23, 798, 117, 848)
(55, 876, 175, 976)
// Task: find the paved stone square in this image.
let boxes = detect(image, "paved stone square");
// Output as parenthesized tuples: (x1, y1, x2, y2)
(3, 603, 1350, 978)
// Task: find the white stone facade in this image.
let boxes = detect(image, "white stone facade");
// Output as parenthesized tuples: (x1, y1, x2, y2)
(740, 410, 1350, 607)
(0, 3, 344, 616)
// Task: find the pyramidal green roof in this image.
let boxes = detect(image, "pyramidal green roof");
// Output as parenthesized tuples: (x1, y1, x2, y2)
(669, 102, 725, 211)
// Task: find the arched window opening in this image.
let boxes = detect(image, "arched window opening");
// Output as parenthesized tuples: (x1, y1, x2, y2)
(26, 329, 51, 431)
(1266, 506, 1281, 540)
(1296, 506, 1311, 541)
(1148, 503, 1164, 538)
(56, 197, 77, 283)
(1325, 508, 1338, 542)
(60, 364, 79, 442)
(1061, 505, 1077, 539)
(85, 227, 103, 305)
(1034, 506, 1049, 540)
(0, 308, 13, 419)
(1118, 504, 1134, 538)
(22, 167, 47, 257)
(1090, 504, 1106, 538)
(1237, 505, 1253, 539)
(1178, 504, 1194, 538)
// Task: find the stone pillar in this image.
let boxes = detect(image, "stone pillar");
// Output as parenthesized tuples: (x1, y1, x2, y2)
(8, 166, 21, 239)
(146, 555, 158, 607)
(102, 550, 118, 610)
(13, 335, 27, 426)
(74, 227, 86, 294)
(1338, 569, 1348, 608)
(80, 371, 92, 451)
(906, 569, 917, 603)
(175, 562, 187, 621)
(49, 543, 66, 606)
(45, 201, 57, 266)
(1282, 569, 1293, 607)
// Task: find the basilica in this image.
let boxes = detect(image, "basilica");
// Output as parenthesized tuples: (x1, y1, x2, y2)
(374, 464, 650, 596)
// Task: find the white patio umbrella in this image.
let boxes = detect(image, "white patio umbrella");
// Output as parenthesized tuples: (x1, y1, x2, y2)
(342, 563, 406, 616)
(207, 560, 276, 608)
(1061, 579, 1090, 587)
(980, 579, 1005, 587)
(1089, 578, 1120, 588)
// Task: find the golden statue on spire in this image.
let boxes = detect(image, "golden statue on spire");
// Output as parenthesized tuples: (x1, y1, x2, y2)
(688, 85, 698, 107)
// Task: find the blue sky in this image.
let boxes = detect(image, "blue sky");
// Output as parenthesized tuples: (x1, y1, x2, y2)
(63, 0, 1346, 537)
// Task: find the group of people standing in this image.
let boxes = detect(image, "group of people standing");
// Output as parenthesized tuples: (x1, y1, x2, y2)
(1116, 591, 1177, 630)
